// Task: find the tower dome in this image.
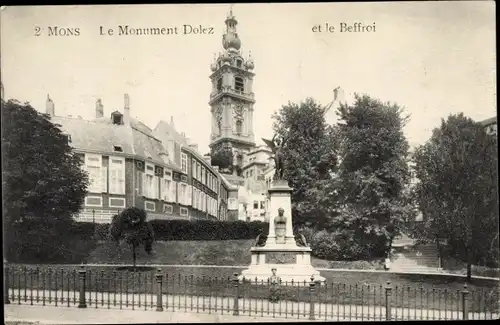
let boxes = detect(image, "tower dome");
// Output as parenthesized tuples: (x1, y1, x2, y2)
(210, 61, 218, 72)
(222, 33, 241, 50)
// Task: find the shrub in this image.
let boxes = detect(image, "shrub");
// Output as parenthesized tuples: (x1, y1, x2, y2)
(299, 226, 387, 261)
(72, 220, 269, 242)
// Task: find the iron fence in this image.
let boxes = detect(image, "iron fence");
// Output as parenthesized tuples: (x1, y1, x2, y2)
(4, 263, 499, 321)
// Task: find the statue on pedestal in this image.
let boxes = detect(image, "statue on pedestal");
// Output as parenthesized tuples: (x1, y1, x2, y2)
(274, 208, 287, 244)
(254, 232, 267, 247)
(262, 135, 287, 180)
(295, 232, 309, 247)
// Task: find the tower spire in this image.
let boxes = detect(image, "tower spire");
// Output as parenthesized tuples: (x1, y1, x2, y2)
(222, 4, 241, 51)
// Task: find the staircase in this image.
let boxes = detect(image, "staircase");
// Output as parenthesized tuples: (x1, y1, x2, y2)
(390, 243, 441, 273)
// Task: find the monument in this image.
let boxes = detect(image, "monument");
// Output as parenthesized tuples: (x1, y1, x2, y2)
(239, 136, 326, 284)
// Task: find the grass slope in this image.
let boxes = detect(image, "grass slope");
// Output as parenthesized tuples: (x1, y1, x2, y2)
(87, 240, 385, 270)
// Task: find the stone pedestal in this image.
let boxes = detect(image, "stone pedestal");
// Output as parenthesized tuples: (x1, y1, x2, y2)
(239, 179, 325, 285)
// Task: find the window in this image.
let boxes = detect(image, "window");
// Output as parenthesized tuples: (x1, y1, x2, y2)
(260, 201, 266, 209)
(144, 163, 156, 198)
(197, 163, 201, 181)
(236, 120, 242, 134)
(85, 154, 105, 193)
(113, 145, 123, 152)
(145, 201, 156, 212)
(163, 204, 173, 214)
(85, 196, 102, 207)
(235, 77, 244, 92)
(253, 201, 259, 209)
(193, 189, 198, 209)
(201, 192, 206, 212)
(181, 153, 188, 174)
(236, 59, 242, 68)
(109, 157, 126, 195)
(192, 159, 197, 179)
(109, 198, 126, 208)
(201, 167, 206, 185)
(217, 78, 223, 91)
(180, 207, 188, 217)
(112, 113, 123, 125)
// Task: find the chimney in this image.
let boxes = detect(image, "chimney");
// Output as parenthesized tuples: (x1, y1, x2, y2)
(123, 93, 130, 125)
(189, 143, 199, 152)
(202, 155, 211, 164)
(45, 94, 55, 116)
(95, 99, 104, 118)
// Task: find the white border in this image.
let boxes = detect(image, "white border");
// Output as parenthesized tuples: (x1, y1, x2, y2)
(163, 204, 173, 214)
(145, 200, 156, 211)
(85, 195, 103, 207)
(108, 197, 126, 208)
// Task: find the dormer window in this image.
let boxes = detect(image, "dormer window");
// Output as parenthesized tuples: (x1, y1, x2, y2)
(235, 77, 244, 92)
(113, 145, 123, 152)
(217, 78, 223, 91)
(111, 111, 123, 125)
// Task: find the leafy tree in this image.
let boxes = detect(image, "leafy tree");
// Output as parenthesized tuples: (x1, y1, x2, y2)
(412, 114, 498, 281)
(210, 146, 234, 173)
(2, 99, 89, 262)
(335, 94, 414, 257)
(109, 207, 155, 270)
(271, 98, 339, 229)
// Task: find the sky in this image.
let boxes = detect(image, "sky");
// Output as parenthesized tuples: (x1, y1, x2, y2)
(1, 2, 496, 154)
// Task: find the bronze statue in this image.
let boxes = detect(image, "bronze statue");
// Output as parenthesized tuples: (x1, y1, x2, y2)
(262, 134, 286, 180)
(295, 233, 309, 247)
(255, 233, 267, 247)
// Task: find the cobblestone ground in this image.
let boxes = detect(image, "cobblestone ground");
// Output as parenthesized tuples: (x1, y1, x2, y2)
(7, 288, 499, 321)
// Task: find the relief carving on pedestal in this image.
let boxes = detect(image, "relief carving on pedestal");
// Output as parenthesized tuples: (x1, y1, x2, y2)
(266, 252, 296, 264)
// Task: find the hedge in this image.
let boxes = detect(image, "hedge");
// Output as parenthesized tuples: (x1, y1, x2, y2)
(80, 219, 270, 241)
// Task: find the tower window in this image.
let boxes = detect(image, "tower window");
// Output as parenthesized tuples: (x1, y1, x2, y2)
(235, 77, 244, 93)
(217, 78, 223, 91)
(236, 120, 243, 134)
(236, 60, 242, 68)
(112, 113, 123, 125)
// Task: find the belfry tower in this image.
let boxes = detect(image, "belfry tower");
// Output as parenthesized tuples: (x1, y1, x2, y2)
(209, 7, 256, 170)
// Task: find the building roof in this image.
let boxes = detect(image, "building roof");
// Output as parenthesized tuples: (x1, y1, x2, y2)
(154, 119, 238, 191)
(479, 116, 497, 127)
(52, 115, 179, 171)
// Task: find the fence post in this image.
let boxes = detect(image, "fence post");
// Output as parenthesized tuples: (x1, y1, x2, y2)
(4, 259, 10, 304)
(155, 269, 164, 312)
(461, 283, 469, 320)
(309, 275, 316, 320)
(232, 272, 240, 316)
(385, 281, 392, 321)
(78, 265, 87, 308)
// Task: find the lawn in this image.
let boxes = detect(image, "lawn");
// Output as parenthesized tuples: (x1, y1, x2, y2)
(85, 239, 385, 270)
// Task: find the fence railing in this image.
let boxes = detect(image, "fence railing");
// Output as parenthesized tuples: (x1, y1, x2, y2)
(4, 263, 499, 321)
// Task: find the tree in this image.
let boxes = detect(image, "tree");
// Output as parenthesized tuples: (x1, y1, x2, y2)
(210, 146, 234, 173)
(271, 98, 340, 229)
(335, 94, 414, 257)
(109, 207, 155, 270)
(2, 99, 89, 262)
(412, 113, 498, 281)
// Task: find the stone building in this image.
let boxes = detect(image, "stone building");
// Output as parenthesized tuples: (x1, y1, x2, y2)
(479, 116, 497, 136)
(45, 94, 239, 223)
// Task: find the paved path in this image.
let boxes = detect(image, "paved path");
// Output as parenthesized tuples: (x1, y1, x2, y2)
(7, 288, 498, 321)
(4, 304, 318, 324)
